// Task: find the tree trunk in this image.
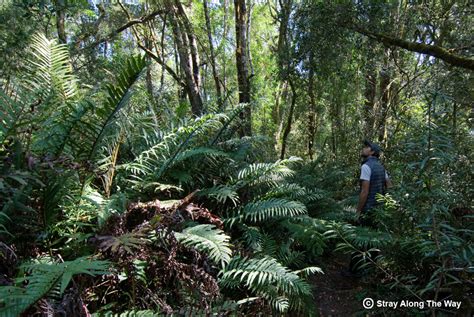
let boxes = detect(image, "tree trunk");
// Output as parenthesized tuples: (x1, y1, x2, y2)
(145, 36, 155, 104)
(277, 0, 292, 79)
(167, 0, 203, 116)
(222, 0, 229, 102)
(203, 0, 223, 109)
(364, 57, 376, 139)
(376, 48, 394, 144)
(55, 0, 67, 44)
(234, 0, 252, 136)
(280, 79, 296, 160)
(307, 54, 317, 160)
(377, 68, 390, 143)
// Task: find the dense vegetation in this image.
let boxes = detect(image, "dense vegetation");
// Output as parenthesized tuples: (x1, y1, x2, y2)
(0, 0, 472, 316)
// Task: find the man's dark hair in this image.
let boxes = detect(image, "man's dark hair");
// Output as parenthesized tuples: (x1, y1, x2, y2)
(363, 140, 381, 157)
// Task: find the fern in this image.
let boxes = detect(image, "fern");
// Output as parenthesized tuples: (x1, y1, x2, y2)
(219, 256, 313, 313)
(279, 218, 327, 256)
(87, 55, 146, 161)
(97, 232, 150, 255)
(26, 33, 78, 101)
(293, 266, 324, 278)
(124, 116, 225, 175)
(265, 183, 324, 203)
(240, 224, 264, 250)
(0, 257, 109, 317)
(0, 90, 27, 143)
(235, 156, 301, 189)
(175, 224, 232, 268)
(241, 198, 307, 222)
(160, 147, 228, 175)
(198, 184, 240, 206)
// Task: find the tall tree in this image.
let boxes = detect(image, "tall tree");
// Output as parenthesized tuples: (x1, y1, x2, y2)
(307, 53, 317, 160)
(203, 0, 223, 109)
(167, 0, 203, 116)
(234, 0, 252, 136)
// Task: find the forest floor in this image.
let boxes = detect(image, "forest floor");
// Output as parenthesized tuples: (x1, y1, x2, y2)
(310, 252, 367, 316)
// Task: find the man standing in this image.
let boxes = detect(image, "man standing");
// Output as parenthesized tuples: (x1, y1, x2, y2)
(343, 140, 392, 277)
(357, 140, 392, 226)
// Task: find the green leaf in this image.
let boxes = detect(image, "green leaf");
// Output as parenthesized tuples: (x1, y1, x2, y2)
(175, 224, 232, 268)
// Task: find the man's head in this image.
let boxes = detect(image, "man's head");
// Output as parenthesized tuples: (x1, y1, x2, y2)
(361, 140, 381, 158)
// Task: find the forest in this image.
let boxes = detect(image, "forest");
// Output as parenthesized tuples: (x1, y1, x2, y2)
(0, 0, 472, 316)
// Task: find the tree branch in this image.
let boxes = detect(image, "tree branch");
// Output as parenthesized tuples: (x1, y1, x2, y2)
(353, 26, 474, 71)
(83, 9, 166, 51)
(137, 42, 185, 87)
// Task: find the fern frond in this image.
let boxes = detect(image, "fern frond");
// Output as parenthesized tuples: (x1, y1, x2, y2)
(279, 218, 327, 256)
(123, 115, 230, 183)
(293, 266, 324, 278)
(0, 257, 109, 316)
(160, 147, 228, 173)
(87, 55, 146, 161)
(175, 224, 232, 268)
(0, 90, 27, 143)
(199, 184, 240, 206)
(241, 198, 307, 222)
(240, 224, 263, 250)
(236, 156, 301, 189)
(276, 245, 306, 268)
(27, 33, 78, 101)
(219, 256, 312, 313)
(97, 232, 150, 255)
(266, 183, 324, 203)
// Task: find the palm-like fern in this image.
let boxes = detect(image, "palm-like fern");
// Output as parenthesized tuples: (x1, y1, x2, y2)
(219, 256, 315, 313)
(265, 183, 324, 203)
(86, 55, 147, 162)
(226, 198, 307, 226)
(175, 224, 232, 268)
(0, 33, 77, 147)
(242, 198, 307, 222)
(26, 33, 78, 101)
(122, 113, 232, 191)
(234, 156, 301, 189)
(279, 217, 328, 257)
(0, 257, 109, 317)
(0, 90, 27, 143)
(198, 184, 240, 206)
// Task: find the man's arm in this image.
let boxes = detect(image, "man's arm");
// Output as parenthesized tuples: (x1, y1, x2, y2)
(357, 180, 370, 216)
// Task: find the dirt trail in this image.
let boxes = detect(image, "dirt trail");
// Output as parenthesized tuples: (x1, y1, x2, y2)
(310, 252, 366, 316)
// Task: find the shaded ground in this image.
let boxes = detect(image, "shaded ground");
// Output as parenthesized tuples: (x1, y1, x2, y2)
(310, 252, 367, 316)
